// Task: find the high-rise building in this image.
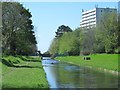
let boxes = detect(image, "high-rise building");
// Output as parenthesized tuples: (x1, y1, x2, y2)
(80, 7, 117, 29)
(118, 1, 120, 13)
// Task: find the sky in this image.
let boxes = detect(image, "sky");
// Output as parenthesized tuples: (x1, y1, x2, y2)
(21, 2, 119, 53)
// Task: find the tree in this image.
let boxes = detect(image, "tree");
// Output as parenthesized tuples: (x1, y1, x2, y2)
(80, 28, 95, 55)
(118, 13, 120, 53)
(94, 26, 105, 53)
(55, 25, 72, 37)
(0, 2, 2, 56)
(94, 12, 118, 53)
(49, 38, 59, 54)
(49, 25, 73, 55)
(56, 29, 80, 56)
(2, 2, 37, 55)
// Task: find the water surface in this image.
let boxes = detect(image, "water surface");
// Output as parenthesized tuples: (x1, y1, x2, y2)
(42, 59, 118, 88)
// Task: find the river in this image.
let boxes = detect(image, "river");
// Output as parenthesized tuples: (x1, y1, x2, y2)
(42, 57, 118, 88)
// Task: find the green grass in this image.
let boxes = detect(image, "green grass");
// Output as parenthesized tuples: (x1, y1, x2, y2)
(0, 57, 2, 89)
(1, 56, 49, 88)
(56, 54, 119, 72)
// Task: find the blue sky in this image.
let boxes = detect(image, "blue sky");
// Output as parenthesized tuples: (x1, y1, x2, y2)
(22, 2, 118, 53)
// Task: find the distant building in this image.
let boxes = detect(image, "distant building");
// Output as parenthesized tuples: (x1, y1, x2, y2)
(80, 7, 117, 29)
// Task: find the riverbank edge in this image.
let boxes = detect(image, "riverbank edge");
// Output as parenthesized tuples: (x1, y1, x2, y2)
(55, 58, 119, 76)
(1, 56, 49, 88)
(38, 58, 50, 89)
(42, 64, 50, 88)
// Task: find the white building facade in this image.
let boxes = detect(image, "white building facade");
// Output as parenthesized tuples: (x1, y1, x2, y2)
(80, 8, 117, 29)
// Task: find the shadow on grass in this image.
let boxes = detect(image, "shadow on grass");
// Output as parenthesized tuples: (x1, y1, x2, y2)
(22, 59, 41, 62)
(14, 65, 42, 69)
(18, 56, 41, 62)
(2, 58, 14, 67)
(2, 58, 42, 69)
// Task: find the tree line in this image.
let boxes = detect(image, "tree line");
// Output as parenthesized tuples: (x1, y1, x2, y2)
(49, 12, 120, 56)
(2, 2, 37, 55)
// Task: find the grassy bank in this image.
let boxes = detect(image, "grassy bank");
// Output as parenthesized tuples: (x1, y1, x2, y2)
(1, 56, 49, 88)
(56, 54, 119, 72)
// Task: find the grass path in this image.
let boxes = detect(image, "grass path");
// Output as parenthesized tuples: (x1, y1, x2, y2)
(1, 56, 49, 88)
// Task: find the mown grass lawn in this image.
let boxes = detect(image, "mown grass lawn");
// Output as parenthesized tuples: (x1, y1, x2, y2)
(0, 59, 2, 89)
(1, 56, 49, 89)
(56, 54, 119, 72)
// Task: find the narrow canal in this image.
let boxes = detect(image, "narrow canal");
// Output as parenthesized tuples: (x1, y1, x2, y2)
(42, 58, 118, 88)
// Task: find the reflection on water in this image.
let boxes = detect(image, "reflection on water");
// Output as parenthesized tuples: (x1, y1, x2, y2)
(42, 59, 118, 88)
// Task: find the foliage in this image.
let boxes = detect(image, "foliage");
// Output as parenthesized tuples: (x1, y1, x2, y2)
(95, 12, 118, 53)
(49, 38, 59, 54)
(2, 2, 37, 55)
(55, 25, 72, 37)
(49, 27, 81, 56)
(80, 29, 95, 55)
(50, 12, 119, 55)
(58, 31, 80, 55)
(118, 13, 120, 53)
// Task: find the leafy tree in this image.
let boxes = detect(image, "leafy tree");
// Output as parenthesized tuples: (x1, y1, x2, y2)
(94, 26, 105, 53)
(2, 2, 37, 55)
(57, 29, 80, 56)
(80, 29, 95, 55)
(49, 25, 73, 55)
(55, 25, 72, 37)
(118, 13, 120, 53)
(49, 12, 119, 56)
(0, 2, 2, 56)
(95, 12, 118, 53)
(49, 38, 59, 54)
